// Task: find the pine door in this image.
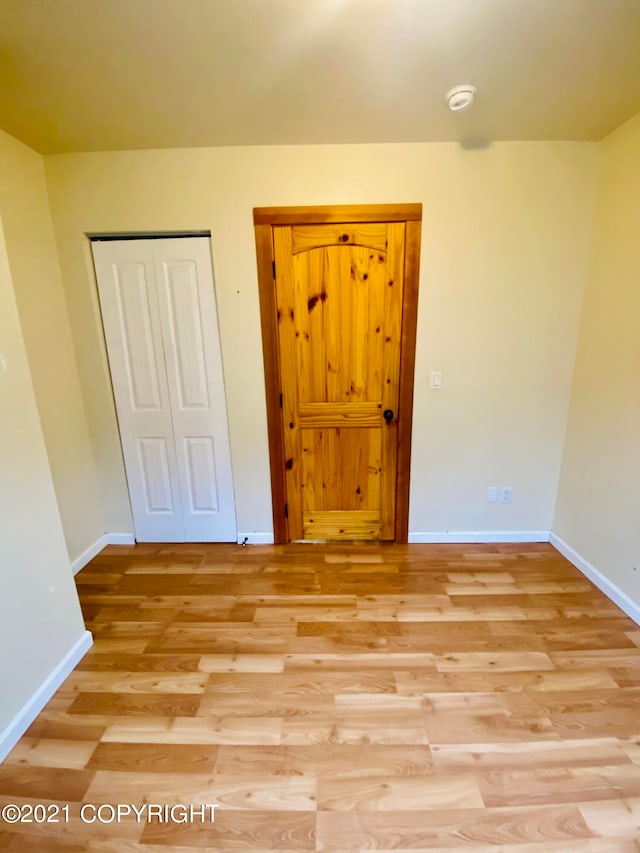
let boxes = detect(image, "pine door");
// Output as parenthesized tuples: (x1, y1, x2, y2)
(255, 205, 421, 542)
(92, 237, 237, 542)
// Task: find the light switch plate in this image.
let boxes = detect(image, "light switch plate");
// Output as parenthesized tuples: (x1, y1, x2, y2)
(500, 486, 513, 504)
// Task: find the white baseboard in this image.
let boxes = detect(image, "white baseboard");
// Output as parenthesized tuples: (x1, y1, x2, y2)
(70, 535, 107, 575)
(71, 532, 136, 575)
(105, 532, 135, 546)
(234, 531, 549, 546)
(237, 532, 275, 545)
(550, 533, 640, 626)
(0, 630, 93, 763)
(408, 530, 551, 544)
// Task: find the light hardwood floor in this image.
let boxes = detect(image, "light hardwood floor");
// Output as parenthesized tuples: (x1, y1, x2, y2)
(2, 542, 640, 851)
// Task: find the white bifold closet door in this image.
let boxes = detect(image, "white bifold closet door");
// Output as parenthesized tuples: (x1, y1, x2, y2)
(92, 237, 237, 542)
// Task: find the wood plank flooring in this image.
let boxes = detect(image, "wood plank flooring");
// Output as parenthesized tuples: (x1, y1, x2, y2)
(2, 542, 640, 851)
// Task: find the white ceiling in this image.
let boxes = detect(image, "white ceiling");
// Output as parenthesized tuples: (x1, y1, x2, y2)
(1, 0, 639, 154)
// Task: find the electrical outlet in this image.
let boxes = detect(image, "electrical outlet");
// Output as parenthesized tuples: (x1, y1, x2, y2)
(500, 486, 513, 504)
(486, 487, 498, 503)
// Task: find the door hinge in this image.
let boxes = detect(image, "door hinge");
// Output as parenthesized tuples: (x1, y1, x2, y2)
(272, 260, 276, 279)
(284, 503, 288, 518)
(279, 392, 283, 408)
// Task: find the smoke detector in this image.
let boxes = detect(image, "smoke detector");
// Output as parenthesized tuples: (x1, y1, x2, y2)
(446, 84, 477, 112)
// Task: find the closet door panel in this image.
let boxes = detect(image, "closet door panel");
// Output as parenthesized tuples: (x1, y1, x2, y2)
(92, 240, 184, 541)
(154, 238, 236, 542)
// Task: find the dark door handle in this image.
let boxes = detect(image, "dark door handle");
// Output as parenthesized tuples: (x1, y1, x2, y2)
(383, 409, 394, 423)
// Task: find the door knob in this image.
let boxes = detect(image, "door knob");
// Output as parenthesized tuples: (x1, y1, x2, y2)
(383, 409, 394, 423)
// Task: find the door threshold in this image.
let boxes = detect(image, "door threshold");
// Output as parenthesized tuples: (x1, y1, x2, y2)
(291, 539, 385, 545)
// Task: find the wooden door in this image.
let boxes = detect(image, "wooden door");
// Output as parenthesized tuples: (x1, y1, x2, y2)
(92, 237, 237, 543)
(254, 205, 421, 543)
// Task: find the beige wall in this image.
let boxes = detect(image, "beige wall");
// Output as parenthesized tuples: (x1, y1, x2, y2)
(0, 217, 86, 736)
(45, 141, 599, 537)
(554, 112, 640, 592)
(0, 131, 104, 560)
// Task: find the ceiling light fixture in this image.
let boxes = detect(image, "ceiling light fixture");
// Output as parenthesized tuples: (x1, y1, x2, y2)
(446, 84, 477, 112)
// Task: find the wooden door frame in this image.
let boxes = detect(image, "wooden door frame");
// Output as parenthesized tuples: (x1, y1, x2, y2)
(253, 203, 422, 544)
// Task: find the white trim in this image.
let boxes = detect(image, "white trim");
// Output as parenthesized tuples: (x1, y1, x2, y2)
(70, 532, 136, 575)
(237, 532, 275, 545)
(105, 532, 136, 546)
(0, 630, 93, 763)
(408, 530, 551, 544)
(70, 535, 107, 575)
(550, 533, 640, 626)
